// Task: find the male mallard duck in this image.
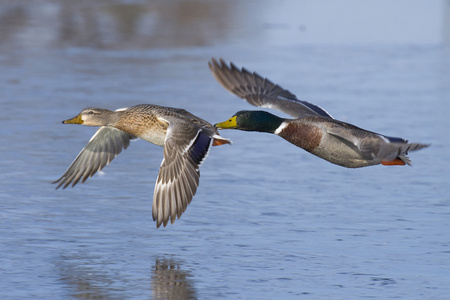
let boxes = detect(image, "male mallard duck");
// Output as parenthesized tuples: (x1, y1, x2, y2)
(210, 58, 428, 168)
(54, 104, 231, 228)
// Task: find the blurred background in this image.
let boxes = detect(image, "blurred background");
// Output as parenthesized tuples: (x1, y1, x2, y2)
(1, 1, 449, 299)
(0, 0, 448, 49)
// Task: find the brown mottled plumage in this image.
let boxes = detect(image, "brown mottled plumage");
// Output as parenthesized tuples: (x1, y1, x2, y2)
(54, 104, 230, 228)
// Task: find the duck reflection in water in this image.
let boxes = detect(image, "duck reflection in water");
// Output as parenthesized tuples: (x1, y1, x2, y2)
(151, 257, 197, 300)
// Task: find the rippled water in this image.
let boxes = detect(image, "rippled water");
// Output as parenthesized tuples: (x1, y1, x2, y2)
(1, 1, 449, 299)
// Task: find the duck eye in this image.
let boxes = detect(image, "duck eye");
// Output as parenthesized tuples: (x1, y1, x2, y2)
(87, 111, 95, 115)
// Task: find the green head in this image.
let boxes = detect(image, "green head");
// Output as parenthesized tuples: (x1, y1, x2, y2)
(215, 110, 284, 133)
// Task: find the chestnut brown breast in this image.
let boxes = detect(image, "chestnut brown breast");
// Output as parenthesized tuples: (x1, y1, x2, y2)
(277, 121, 322, 152)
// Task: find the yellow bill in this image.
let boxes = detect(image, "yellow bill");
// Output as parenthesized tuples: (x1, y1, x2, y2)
(62, 114, 84, 124)
(215, 116, 237, 129)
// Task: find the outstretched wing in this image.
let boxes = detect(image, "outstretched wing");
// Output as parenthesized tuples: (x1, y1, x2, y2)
(209, 58, 333, 119)
(54, 127, 136, 189)
(152, 119, 213, 228)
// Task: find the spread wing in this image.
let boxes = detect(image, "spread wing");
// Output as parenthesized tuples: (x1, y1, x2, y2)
(54, 127, 136, 189)
(209, 58, 333, 119)
(152, 119, 213, 228)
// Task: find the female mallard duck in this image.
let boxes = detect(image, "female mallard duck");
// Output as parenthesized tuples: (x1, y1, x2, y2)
(210, 58, 428, 168)
(54, 104, 230, 228)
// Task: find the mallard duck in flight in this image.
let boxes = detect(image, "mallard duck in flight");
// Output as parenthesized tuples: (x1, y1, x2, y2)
(54, 104, 231, 228)
(210, 58, 428, 168)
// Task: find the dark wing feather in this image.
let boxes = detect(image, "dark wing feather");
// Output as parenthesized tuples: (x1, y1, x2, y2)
(152, 120, 212, 228)
(209, 58, 333, 118)
(54, 127, 136, 189)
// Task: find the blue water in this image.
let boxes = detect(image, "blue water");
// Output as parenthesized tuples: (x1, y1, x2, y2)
(0, 1, 449, 299)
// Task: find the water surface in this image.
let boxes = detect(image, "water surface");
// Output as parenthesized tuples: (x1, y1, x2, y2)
(0, 1, 449, 299)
